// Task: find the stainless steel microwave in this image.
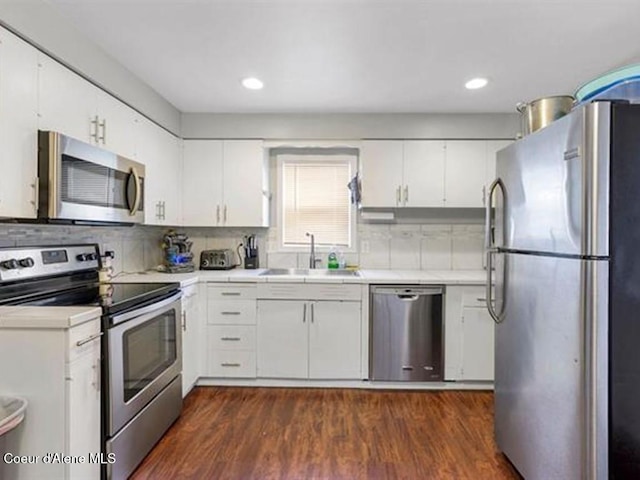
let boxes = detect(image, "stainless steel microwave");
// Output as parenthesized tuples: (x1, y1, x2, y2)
(37, 131, 145, 224)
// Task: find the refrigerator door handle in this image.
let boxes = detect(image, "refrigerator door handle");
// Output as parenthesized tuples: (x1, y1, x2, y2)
(486, 249, 504, 324)
(485, 177, 505, 249)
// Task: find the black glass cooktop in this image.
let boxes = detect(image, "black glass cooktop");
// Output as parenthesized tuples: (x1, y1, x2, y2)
(0, 276, 180, 316)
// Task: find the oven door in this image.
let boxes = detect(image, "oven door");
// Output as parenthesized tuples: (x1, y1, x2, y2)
(39, 131, 145, 224)
(106, 292, 182, 436)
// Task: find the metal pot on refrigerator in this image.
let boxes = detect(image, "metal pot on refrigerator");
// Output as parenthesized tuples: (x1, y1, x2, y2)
(516, 95, 575, 136)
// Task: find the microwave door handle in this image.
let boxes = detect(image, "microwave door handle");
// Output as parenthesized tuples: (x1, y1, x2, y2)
(126, 167, 141, 216)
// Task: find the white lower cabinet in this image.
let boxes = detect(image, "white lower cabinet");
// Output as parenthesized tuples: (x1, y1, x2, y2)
(444, 286, 495, 381)
(0, 318, 102, 480)
(181, 283, 202, 396)
(206, 283, 257, 378)
(257, 299, 362, 379)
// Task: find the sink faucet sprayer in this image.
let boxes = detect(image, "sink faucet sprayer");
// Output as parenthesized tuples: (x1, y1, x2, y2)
(306, 232, 317, 269)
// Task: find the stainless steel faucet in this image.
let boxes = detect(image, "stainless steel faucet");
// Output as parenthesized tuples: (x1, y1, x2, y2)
(305, 232, 317, 269)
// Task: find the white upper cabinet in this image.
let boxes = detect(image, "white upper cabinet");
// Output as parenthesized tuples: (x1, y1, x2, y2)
(38, 54, 137, 159)
(362, 139, 511, 209)
(223, 140, 267, 227)
(182, 140, 223, 226)
(95, 89, 138, 159)
(0, 29, 39, 219)
(444, 141, 488, 208)
(138, 116, 182, 226)
(182, 139, 268, 227)
(360, 141, 404, 207)
(404, 141, 446, 207)
(361, 139, 446, 208)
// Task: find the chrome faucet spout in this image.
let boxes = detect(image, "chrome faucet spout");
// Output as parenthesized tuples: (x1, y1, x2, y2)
(305, 232, 316, 269)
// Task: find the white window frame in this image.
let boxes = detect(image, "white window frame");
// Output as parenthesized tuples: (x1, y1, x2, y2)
(276, 154, 358, 253)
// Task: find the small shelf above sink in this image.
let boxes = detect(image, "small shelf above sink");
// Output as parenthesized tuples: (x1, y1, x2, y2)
(259, 268, 360, 277)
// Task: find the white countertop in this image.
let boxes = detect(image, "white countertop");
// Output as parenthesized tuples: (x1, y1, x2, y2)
(113, 268, 486, 286)
(0, 305, 102, 329)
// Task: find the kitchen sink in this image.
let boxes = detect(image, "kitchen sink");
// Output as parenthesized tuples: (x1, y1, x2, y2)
(259, 268, 360, 277)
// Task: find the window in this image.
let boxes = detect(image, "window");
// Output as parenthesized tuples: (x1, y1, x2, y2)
(277, 150, 357, 250)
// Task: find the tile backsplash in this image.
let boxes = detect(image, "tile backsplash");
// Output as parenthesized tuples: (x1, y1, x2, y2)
(0, 224, 166, 275)
(182, 221, 485, 271)
(0, 220, 485, 274)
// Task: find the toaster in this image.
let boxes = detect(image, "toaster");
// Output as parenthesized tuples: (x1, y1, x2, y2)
(200, 249, 236, 270)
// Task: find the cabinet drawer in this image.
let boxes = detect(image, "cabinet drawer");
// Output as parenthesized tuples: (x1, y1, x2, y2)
(208, 350, 256, 378)
(208, 325, 256, 351)
(208, 300, 257, 324)
(257, 283, 362, 301)
(207, 284, 256, 300)
(67, 318, 101, 363)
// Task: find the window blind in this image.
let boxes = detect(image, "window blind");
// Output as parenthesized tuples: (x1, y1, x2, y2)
(282, 160, 352, 247)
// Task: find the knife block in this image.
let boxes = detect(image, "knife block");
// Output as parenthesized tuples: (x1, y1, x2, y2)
(244, 256, 259, 269)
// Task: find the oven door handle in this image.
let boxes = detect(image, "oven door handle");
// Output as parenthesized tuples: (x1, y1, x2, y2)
(110, 291, 182, 327)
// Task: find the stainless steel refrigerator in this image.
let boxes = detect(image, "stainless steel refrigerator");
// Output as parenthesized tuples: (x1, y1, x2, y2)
(485, 100, 640, 479)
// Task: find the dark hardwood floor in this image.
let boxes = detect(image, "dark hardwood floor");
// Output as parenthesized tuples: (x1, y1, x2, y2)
(130, 387, 520, 480)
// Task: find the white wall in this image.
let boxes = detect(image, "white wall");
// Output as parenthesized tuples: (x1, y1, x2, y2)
(182, 113, 519, 140)
(0, 2, 181, 135)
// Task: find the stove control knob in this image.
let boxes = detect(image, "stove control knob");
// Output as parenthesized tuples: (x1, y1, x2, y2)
(18, 257, 35, 268)
(86, 253, 98, 261)
(1, 259, 19, 270)
(77, 253, 97, 262)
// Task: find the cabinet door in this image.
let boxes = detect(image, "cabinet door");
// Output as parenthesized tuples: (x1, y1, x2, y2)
(159, 131, 182, 225)
(309, 301, 361, 379)
(67, 344, 101, 479)
(0, 29, 38, 218)
(444, 141, 487, 207)
(96, 89, 138, 159)
(360, 140, 404, 207)
(222, 140, 266, 227)
(403, 140, 446, 207)
(138, 117, 165, 224)
(181, 287, 201, 396)
(38, 54, 97, 144)
(182, 140, 224, 226)
(460, 306, 495, 381)
(257, 300, 308, 378)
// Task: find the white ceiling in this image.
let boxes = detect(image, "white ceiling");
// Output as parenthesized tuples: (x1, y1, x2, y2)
(46, 0, 640, 114)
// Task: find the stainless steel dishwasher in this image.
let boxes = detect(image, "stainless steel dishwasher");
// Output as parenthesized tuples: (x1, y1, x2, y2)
(370, 286, 443, 381)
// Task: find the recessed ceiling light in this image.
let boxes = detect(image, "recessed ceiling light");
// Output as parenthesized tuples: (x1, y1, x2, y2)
(242, 77, 264, 90)
(465, 77, 488, 90)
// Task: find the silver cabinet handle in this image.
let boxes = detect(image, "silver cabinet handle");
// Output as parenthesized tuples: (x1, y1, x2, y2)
(396, 185, 401, 206)
(221, 311, 241, 315)
(310, 302, 315, 323)
(76, 331, 103, 347)
(223, 205, 228, 223)
(221, 363, 241, 367)
(98, 118, 106, 144)
(182, 311, 187, 331)
(161, 201, 166, 220)
(90, 115, 100, 143)
(92, 358, 100, 391)
(221, 337, 241, 341)
(31, 177, 39, 211)
(303, 302, 307, 323)
(404, 185, 409, 205)
(220, 292, 241, 296)
(482, 185, 487, 206)
(216, 205, 220, 224)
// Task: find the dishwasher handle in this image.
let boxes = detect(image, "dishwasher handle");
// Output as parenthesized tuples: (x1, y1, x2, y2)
(371, 286, 443, 296)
